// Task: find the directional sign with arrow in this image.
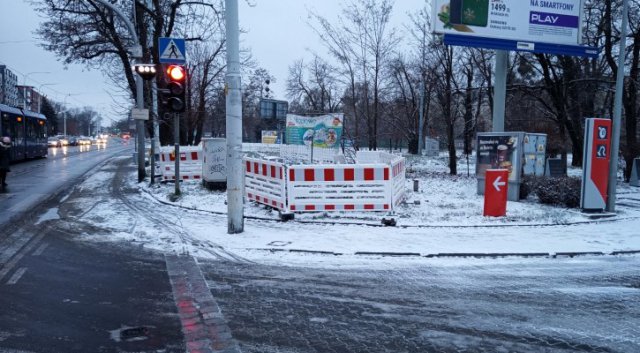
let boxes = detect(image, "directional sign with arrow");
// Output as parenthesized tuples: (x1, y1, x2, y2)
(484, 169, 509, 217)
(493, 175, 506, 192)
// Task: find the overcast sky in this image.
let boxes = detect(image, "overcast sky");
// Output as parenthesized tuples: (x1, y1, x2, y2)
(0, 0, 424, 127)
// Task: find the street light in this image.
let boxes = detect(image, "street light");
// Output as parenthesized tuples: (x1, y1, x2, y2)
(37, 83, 58, 113)
(22, 71, 50, 110)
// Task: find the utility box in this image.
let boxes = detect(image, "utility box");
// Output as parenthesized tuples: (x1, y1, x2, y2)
(476, 132, 547, 201)
(202, 138, 227, 189)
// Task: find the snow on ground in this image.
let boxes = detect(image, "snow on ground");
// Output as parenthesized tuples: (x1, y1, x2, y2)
(67, 154, 640, 268)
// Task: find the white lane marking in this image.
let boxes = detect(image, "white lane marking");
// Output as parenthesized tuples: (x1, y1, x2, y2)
(0, 233, 45, 282)
(6, 267, 27, 285)
(32, 243, 49, 256)
(0, 230, 35, 265)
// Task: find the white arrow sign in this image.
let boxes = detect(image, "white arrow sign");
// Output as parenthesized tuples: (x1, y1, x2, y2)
(493, 176, 506, 192)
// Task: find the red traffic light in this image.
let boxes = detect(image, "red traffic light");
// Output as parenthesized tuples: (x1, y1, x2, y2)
(166, 65, 185, 81)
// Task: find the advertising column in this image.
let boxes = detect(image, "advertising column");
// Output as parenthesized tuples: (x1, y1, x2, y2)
(580, 118, 612, 211)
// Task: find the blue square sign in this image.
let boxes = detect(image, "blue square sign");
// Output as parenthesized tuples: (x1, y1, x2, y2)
(158, 37, 186, 64)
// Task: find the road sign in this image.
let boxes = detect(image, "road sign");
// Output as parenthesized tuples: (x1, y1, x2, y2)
(131, 108, 149, 120)
(158, 37, 186, 64)
(483, 169, 509, 217)
(581, 118, 612, 210)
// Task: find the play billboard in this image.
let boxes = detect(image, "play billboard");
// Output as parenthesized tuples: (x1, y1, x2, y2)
(432, 0, 584, 46)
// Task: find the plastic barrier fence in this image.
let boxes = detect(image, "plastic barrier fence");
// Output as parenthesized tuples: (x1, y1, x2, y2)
(159, 146, 203, 181)
(244, 157, 287, 210)
(287, 164, 391, 212)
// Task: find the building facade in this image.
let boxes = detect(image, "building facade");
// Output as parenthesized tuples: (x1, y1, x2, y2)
(0, 65, 19, 107)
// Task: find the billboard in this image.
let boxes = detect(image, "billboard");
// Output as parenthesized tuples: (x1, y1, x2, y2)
(432, 0, 584, 46)
(261, 130, 278, 144)
(285, 114, 343, 148)
(476, 133, 521, 182)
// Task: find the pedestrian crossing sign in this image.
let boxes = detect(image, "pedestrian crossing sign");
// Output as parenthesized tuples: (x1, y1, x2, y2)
(158, 37, 186, 64)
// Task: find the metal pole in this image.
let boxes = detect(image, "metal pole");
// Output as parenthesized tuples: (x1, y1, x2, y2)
(174, 113, 181, 195)
(606, 0, 629, 213)
(493, 50, 508, 132)
(418, 78, 425, 155)
(225, 0, 244, 234)
(136, 76, 146, 182)
(150, 81, 158, 185)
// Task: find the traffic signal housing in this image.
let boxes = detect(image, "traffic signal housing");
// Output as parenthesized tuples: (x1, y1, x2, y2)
(161, 64, 187, 112)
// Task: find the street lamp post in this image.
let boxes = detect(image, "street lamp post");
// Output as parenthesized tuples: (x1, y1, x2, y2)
(22, 71, 50, 110)
(37, 83, 58, 113)
(87, 0, 145, 182)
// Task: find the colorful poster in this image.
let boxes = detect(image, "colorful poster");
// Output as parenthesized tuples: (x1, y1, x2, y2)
(285, 114, 343, 148)
(261, 130, 278, 144)
(476, 134, 520, 182)
(432, 0, 584, 46)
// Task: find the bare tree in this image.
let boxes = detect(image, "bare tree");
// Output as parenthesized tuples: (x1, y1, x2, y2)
(286, 56, 341, 114)
(310, 0, 399, 150)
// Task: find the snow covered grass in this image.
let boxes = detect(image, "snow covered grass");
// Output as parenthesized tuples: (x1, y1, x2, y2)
(144, 152, 630, 227)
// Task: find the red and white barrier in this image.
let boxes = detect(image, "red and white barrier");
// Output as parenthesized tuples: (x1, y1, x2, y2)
(159, 146, 203, 181)
(243, 151, 406, 213)
(244, 157, 287, 210)
(287, 164, 391, 212)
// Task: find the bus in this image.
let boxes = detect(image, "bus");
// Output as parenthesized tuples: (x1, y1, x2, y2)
(0, 103, 48, 162)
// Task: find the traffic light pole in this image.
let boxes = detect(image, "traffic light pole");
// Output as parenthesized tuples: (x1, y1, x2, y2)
(174, 113, 181, 196)
(136, 76, 146, 182)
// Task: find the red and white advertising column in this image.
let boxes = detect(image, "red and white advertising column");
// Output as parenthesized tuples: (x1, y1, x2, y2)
(581, 118, 612, 211)
(483, 169, 509, 217)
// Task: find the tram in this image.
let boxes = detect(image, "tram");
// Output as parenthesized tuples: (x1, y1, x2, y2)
(0, 103, 48, 162)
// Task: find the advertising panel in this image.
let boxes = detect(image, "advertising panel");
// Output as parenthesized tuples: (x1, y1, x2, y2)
(285, 114, 343, 148)
(432, 0, 584, 46)
(261, 130, 278, 144)
(476, 133, 521, 182)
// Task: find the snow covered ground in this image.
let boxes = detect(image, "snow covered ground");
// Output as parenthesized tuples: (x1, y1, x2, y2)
(66, 154, 640, 268)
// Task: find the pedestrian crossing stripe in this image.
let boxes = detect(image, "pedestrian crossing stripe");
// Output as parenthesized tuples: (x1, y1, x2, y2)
(160, 39, 185, 61)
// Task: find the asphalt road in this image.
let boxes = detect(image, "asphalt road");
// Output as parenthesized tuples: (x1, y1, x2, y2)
(0, 141, 188, 352)
(200, 256, 640, 353)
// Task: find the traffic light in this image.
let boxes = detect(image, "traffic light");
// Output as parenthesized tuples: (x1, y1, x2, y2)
(162, 64, 187, 112)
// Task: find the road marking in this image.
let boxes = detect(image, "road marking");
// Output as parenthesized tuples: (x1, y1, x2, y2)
(6, 267, 27, 285)
(0, 233, 45, 282)
(32, 243, 49, 256)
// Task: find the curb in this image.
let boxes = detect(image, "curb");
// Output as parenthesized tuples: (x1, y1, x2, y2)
(251, 248, 640, 259)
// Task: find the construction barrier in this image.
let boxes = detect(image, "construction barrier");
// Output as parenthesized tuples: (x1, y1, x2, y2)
(287, 164, 391, 212)
(159, 146, 203, 181)
(244, 157, 287, 210)
(244, 151, 406, 213)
